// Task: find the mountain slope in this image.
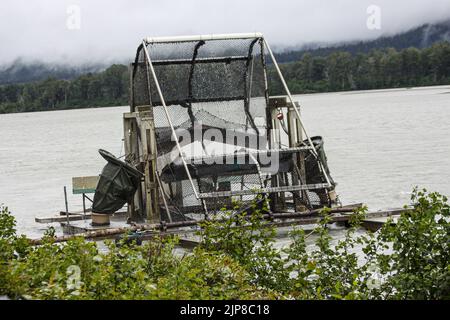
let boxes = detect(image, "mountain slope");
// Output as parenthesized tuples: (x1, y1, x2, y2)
(276, 19, 450, 63)
(0, 60, 107, 85)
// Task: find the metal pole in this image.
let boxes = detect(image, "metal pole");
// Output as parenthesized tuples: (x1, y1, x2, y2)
(82, 193, 86, 221)
(64, 186, 69, 225)
(155, 173, 173, 223)
(145, 32, 263, 44)
(263, 39, 332, 188)
(141, 41, 200, 199)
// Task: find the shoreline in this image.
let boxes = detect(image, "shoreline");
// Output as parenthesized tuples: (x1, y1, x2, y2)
(1, 84, 450, 116)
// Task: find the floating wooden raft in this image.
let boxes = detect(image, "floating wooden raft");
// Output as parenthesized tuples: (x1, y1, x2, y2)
(60, 204, 363, 234)
(361, 208, 405, 232)
(29, 205, 411, 245)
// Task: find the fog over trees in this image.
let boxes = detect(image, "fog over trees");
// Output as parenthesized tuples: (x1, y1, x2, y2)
(1, 42, 450, 114)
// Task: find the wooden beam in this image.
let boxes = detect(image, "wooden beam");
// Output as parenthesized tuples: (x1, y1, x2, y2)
(268, 96, 288, 109)
(135, 107, 160, 223)
(36, 214, 92, 224)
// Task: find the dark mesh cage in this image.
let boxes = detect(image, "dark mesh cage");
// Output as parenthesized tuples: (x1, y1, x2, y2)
(130, 34, 335, 220)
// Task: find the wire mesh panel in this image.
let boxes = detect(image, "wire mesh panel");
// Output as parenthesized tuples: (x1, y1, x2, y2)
(130, 34, 334, 220)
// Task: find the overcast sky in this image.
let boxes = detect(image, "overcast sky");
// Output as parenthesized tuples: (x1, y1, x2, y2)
(1, 0, 449, 65)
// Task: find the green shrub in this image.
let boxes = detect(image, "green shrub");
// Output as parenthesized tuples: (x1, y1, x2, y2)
(0, 188, 449, 300)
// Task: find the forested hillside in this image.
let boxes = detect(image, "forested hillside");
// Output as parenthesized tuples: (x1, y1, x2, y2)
(0, 64, 128, 113)
(271, 41, 450, 93)
(1, 42, 450, 114)
(276, 20, 450, 62)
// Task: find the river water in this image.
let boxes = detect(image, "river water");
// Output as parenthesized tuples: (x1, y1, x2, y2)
(1, 85, 449, 238)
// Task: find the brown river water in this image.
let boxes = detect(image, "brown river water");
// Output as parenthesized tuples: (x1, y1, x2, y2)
(1, 85, 449, 238)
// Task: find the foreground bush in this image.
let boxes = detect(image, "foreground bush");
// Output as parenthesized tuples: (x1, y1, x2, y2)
(0, 188, 449, 300)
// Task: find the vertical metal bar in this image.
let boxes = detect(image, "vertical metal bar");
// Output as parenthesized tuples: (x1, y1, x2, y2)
(129, 63, 135, 112)
(123, 115, 135, 221)
(64, 186, 69, 225)
(259, 39, 272, 149)
(243, 39, 260, 134)
(141, 41, 200, 199)
(82, 193, 86, 220)
(263, 38, 332, 187)
(155, 173, 173, 223)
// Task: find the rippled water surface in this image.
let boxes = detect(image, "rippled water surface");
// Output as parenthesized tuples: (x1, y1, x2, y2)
(1, 85, 449, 237)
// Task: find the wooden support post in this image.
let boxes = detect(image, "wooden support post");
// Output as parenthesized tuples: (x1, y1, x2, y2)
(293, 102, 305, 177)
(287, 107, 302, 211)
(288, 103, 309, 210)
(268, 96, 309, 212)
(137, 106, 160, 223)
(270, 104, 285, 211)
(123, 116, 132, 220)
(123, 114, 143, 222)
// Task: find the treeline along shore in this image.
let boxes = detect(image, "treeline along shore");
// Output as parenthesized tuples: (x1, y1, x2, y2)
(1, 42, 450, 114)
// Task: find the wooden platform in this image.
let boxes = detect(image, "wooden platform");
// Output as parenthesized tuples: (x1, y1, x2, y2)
(60, 208, 407, 236)
(35, 210, 127, 223)
(29, 204, 411, 245)
(362, 216, 399, 232)
(62, 219, 130, 235)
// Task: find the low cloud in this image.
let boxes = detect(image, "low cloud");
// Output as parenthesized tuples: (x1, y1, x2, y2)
(1, 0, 449, 65)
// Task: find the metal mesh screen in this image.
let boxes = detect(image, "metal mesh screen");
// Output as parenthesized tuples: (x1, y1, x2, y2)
(133, 39, 266, 106)
(131, 36, 333, 220)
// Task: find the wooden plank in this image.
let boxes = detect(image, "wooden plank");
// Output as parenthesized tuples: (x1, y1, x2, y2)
(36, 214, 92, 223)
(35, 209, 90, 223)
(35, 210, 128, 224)
(178, 237, 201, 249)
(33, 202, 356, 225)
(138, 109, 160, 223)
(362, 215, 400, 232)
(356, 207, 410, 218)
(59, 209, 91, 216)
(62, 220, 130, 235)
(125, 113, 144, 221)
(199, 183, 330, 198)
(268, 96, 288, 108)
